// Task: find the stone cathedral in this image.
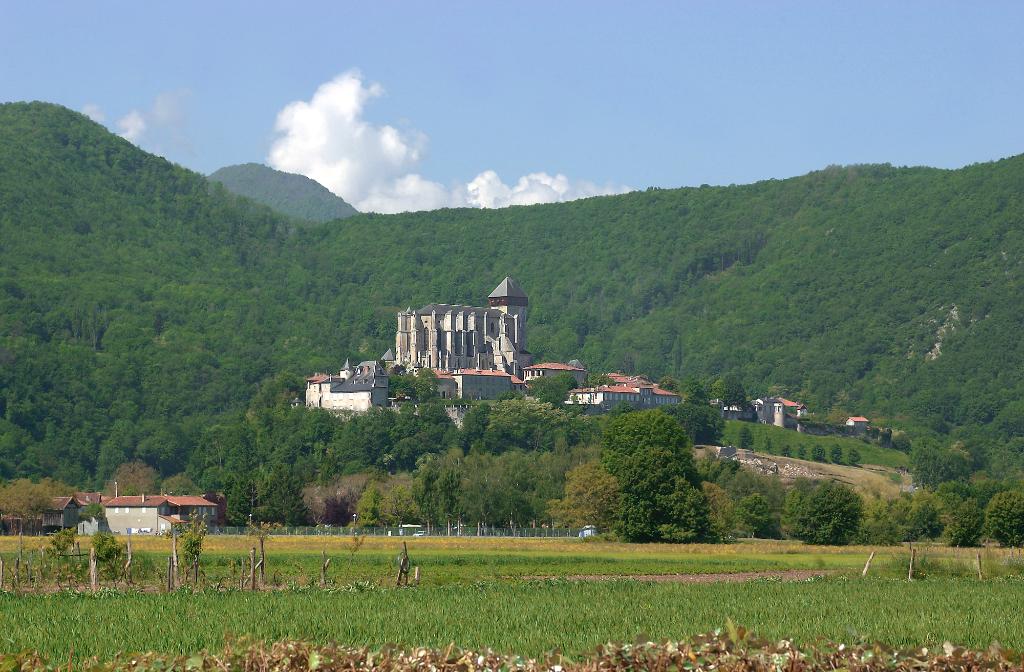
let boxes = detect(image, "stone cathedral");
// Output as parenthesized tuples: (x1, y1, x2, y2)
(394, 277, 533, 377)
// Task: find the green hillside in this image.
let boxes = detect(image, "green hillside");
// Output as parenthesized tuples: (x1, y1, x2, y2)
(2, 101, 1024, 486)
(208, 163, 357, 223)
(720, 421, 908, 470)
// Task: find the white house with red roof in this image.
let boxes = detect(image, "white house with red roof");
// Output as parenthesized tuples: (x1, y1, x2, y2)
(566, 378, 680, 413)
(846, 416, 870, 434)
(104, 494, 218, 535)
(305, 360, 389, 413)
(523, 360, 588, 386)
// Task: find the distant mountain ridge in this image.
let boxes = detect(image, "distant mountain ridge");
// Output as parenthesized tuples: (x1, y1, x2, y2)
(208, 163, 357, 222)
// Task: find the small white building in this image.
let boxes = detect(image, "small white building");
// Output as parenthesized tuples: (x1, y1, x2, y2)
(846, 416, 870, 434)
(566, 382, 679, 412)
(306, 360, 389, 413)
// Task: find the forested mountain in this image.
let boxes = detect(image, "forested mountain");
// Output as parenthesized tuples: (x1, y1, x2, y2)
(2, 101, 1024, 488)
(208, 163, 357, 223)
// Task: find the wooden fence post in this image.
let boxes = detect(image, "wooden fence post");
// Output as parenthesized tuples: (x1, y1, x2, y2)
(166, 557, 173, 592)
(249, 547, 256, 591)
(861, 551, 875, 577)
(259, 537, 266, 585)
(908, 547, 916, 581)
(976, 552, 984, 580)
(171, 528, 178, 588)
(125, 536, 133, 585)
(0, 556, 5, 591)
(320, 550, 331, 588)
(89, 547, 98, 592)
(413, 566, 420, 586)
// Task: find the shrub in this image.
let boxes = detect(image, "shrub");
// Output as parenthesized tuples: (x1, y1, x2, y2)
(985, 490, 1024, 547)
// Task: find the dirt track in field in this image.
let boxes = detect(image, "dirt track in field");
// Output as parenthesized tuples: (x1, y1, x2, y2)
(526, 569, 833, 583)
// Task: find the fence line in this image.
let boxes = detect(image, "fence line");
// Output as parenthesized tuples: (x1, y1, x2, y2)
(207, 525, 588, 538)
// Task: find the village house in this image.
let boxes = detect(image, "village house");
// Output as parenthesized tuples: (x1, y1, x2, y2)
(453, 368, 527, 400)
(430, 369, 458, 399)
(846, 416, 870, 434)
(103, 495, 218, 535)
(305, 360, 389, 413)
(42, 496, 80, 531)
(566, 375, 680, 413)
(522, 360, 588, 386)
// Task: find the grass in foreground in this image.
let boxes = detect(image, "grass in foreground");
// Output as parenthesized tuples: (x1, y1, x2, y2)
(2, 577, 1023, 660)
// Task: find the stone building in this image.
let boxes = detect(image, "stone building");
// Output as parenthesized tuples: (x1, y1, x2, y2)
(394, 277, 532, 377)
(523, 360, 588, 386)
(305, 360, 389, 412)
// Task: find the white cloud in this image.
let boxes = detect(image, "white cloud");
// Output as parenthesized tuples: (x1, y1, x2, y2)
(81, 103, 105, 123)
(268, 70, 629, 214)
(113, 90, 192, 155)
(117, 110, 146, 142)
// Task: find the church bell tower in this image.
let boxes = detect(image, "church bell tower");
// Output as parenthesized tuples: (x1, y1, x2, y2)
(487, 276, 528, 350)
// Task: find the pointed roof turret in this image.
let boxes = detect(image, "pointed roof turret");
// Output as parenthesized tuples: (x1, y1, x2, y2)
(342, 358, 351, 370)
(381, 348, 395, 362)
(488, 276, 528, 307)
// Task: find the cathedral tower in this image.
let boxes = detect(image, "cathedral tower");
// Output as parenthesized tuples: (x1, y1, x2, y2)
(487, 276, 528, 351)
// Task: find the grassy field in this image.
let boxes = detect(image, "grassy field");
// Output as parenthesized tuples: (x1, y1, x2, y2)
(2, 578, 1024, 660)
(2, 536, 1022, 662)
(721, 421, 910, 469)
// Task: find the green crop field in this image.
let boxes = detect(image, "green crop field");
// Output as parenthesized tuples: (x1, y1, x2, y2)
(2, 578, 1024, 661)
(2, 537, 1023, 663)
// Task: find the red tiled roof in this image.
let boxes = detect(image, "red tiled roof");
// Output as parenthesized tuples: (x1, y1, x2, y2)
(74, 492, 103, 505)
(159, 515, 188, 525)
(652, 387, 680, 397)
(105, 495, 168, 507)
(847, 416, 870, 423)
(524, 362, 585, 371)
(510, 376, 525, 385)
(430, 369, 456, 380)
(456, 368, 512, 377)
(166, 496, 215, 507)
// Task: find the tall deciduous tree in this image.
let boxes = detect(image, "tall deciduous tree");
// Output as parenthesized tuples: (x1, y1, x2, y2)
(548, 461, 620, 529)
(985, 490, 1024, 547)
(602, 410, 711, 543)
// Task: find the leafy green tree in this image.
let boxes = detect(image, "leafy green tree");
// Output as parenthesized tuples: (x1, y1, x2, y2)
(847, 446, 861, 465)
(985, 490, 1024, 547)
(112, 461, 159, 496)
(356, 485, 384, 527)
(527, 373, 578, 407)
(702, 482, 735, 540)
(829, 445, 843, 464)
(602, 410, 711, 542)
(812, 445, 826, 462)
(910, 442, 972, 487)
(944, 498, 984, 547)
(548, 461, 620, 529)
(785, 481, 863, 545)
(659, 402, 724, 445)
(906, 491, 943, 540)
(711, 373, 746, 407)
(179, 518, 207, 574)
(735, 493, 776, 538)
(737, 425, 753, 450)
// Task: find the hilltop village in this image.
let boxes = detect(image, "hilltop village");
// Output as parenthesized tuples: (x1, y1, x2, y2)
(304, 277, 682, 414)
(305, 277, 874, 434)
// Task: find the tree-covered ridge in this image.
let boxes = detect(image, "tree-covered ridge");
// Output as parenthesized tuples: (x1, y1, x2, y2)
(2, 101, 1024, 488)
(208, 163, 357, 223)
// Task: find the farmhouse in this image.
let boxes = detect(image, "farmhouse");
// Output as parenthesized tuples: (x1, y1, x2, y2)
(42, 496, 79, 531)
(846, 416, 870, 434)
(104, 495, 218, 535)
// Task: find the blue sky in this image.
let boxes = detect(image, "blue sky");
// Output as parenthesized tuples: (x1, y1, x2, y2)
(2, 2, 1022, 212)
